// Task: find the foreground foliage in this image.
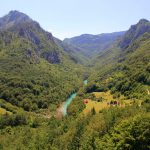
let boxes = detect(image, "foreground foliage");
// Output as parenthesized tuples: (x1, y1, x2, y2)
(0, 104, 149, 150)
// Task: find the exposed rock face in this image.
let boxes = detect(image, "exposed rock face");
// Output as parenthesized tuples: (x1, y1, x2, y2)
(45, 32, 54, 41)
(0, 10, 32, 30)
(64, 31, 125, 57)
(119, 19, 150, 49)
(0, 10, 61, 64)
(43, 51, 60, 64)
(0, 31, 13, 45)
(18, 27, 41, 45)
(25, 49, 40, 64)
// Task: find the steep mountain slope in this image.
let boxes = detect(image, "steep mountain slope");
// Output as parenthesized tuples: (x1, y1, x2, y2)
(64, 31, 125, 57)
(0, 10, 32, 30)
(87, 19, 150, 100)
(0, 11, 83, 111)
(54, 37, 89, 64)
(0, 10, 61, 64)
(0, 13, 150, 150)
(119, 19, 150, 48)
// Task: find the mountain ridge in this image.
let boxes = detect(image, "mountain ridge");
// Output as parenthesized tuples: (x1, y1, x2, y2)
(0, 10, 150, 150)
(119, 19, 150, 48)
(64, 31, 125, 57)
(87, 19, 150, 101)
(0, 10, 83, 112)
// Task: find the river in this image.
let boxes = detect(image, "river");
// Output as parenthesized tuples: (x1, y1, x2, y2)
(83, 80, 88, 85)
(62, 79, 88, 116)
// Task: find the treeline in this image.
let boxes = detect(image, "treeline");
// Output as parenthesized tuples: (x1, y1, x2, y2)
(86, 33, 150, 101)
(0, 27, 85, 112)
(0, 113, 27, 128)
(0, 56, 83, 111)
(0, 111, 41, 129)
(0, 100, 149, 149)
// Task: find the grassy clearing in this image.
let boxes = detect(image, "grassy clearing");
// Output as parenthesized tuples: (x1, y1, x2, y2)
(82, 91, 142, 115)
(0, 108, 7, 115)
(0, 107, 12, 115)
(82, 100, 108, 114)
(93, 91, 114, 101)
(93, 91, 139, 104)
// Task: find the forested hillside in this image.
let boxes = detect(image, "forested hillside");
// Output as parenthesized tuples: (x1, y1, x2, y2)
(87, 19, 150, 101)
(64, 31, 125, 57)
(0, 11, 84, 112)
(0, 11, 150, 150)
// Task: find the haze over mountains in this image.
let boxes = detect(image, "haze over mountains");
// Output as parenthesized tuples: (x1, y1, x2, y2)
(64, 31, 125, 57)
(0, 10, 61, 64)
(0, 10, 84, 111)
(119, 19, 150, 48)
(89, 18, 150, 98)
(0, 10, 150, 150)
(0, 10, 150, 115)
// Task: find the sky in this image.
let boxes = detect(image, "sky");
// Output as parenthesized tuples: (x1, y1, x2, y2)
(0, 0, 150, 40)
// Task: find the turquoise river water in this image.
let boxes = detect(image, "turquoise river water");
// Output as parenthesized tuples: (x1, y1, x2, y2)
(62, 80, 88, 116)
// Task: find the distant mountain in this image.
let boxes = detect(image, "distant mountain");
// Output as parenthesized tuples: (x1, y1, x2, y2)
(54, 37, 89, 64)
(0, 10, 88, 65)
(119, 19, 150, 48)
(88, 19, 150, 100)
(64, 31, 125, 57)
(0, 10, 32, 30)
(0, 11, 83, 111)
(0, 10, 61, 64)
(0, 11, 150, 150)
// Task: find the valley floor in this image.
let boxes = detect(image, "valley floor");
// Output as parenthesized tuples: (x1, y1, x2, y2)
(82, 91, 142, 114)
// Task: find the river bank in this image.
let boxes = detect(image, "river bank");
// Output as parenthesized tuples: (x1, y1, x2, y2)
(56, 79, 88, 117)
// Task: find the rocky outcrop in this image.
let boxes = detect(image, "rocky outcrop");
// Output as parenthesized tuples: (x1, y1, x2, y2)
(0, 11, 62, 64)
(42, 51, 60, 64)
(119, 19, 150, 49)
(18, 27, 40, 45)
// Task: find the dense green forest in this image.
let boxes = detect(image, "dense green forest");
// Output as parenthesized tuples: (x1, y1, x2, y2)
(87, 19, 150, 101)
(0, 11, 150, 150)
(0, 11, 84, 112)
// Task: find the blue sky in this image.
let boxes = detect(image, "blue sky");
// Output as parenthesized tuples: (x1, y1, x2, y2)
(0, 0, 150, 39)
